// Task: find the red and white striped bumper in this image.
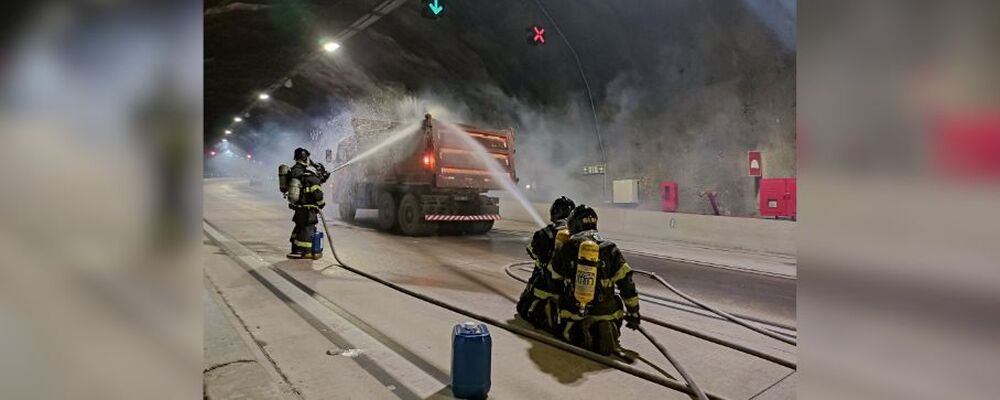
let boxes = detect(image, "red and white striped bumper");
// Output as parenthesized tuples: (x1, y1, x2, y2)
(424, 214, 501, 222)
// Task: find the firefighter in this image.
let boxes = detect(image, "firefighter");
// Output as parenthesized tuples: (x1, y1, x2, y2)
(550, 205, 640, 356)
(286, 147, 330, 259)
(516, 196, 575, 331)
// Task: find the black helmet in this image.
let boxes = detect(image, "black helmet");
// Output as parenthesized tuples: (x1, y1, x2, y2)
(567, 204, 598, 233)
(549, 196, 575, 222)
(294, 147, 310, 162)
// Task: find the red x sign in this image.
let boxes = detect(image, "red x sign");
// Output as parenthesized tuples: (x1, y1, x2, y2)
(533, 26, 545, 44)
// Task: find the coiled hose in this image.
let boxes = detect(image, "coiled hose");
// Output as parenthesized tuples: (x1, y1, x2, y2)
(504, 263, 796, 370)
(318, 212, 725, 400)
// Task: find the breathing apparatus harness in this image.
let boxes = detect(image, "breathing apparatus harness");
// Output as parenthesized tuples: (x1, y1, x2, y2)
(278, 158, 329, 207)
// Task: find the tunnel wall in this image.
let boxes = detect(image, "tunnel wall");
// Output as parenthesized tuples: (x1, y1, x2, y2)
(498, 196, 795, 256)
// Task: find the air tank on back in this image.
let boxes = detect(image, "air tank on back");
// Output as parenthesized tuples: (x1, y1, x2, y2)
(278, 164, 290, 193)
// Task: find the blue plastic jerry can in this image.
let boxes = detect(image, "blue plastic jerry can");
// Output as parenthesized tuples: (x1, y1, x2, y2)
(451, 322, 492, 399)
(311, 231, 324, 255)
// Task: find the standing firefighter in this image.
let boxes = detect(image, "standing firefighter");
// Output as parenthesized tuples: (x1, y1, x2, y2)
(516, 196, 575, 331)
(551, 205, 640, 356)
(280, 147, 330, 259)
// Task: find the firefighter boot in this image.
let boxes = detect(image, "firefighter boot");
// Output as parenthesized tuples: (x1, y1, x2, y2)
(287, 242, 304, 259)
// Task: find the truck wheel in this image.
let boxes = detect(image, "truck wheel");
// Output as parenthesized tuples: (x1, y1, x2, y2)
(398, 193, 433, 236)
(375, 191, 397, 231)
(338, 200, 356, 222)
(465, 221, 494, 234)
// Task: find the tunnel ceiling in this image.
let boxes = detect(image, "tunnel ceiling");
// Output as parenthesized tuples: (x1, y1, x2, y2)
(205, 0, 795, 146)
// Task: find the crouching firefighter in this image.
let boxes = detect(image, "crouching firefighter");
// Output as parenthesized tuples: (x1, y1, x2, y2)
(551, 205, 640, 357)
(279, 147, 330, 259)
(516, 196, 575, 332)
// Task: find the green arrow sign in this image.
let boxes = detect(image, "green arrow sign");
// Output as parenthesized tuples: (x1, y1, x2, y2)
(428, 0, 443, 15)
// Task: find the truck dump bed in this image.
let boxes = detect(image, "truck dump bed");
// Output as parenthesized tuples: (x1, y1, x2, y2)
(339, 116, 516, 190)
(332, 114, 514, 235)
(434, 123, 515, 190)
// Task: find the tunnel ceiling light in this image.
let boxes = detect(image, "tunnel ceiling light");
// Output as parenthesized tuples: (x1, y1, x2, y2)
(233, 116, 243, 122)
(224, 129, 232, 135)
(258, 93, 270, 100)
(221, 138, 228, 143)
(322, 41, 341, 53)
(246, 154, 252, 159)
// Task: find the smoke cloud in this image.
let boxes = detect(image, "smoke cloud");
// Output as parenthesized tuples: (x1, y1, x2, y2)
(234, 0, 795, 216)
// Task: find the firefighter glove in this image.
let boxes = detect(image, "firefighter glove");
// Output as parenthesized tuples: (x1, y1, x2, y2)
(625, 315, 640, 330)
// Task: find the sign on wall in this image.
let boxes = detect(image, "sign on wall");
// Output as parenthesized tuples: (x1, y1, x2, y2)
(582, 163, 606, 175)
(748, 151, 762, 177)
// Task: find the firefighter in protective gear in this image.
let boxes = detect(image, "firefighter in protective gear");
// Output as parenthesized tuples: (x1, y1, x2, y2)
(550, 205, 640, 356)
(516, 196, 575, 332)
(286, 147, 330, 259)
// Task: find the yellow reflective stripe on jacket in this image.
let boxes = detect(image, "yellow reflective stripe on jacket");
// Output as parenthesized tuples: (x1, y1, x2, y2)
(532, 288, 558, 300)
(610, 262, 633, 283)
(304, 184, 322, 193)
(598, 263, 633, 287)
(294, 240, 313, 248)
(562, 321, 575, 341)
(303, 204, 321, 210)
(623, 296, 640, 308)
(547, 263, 562, 280)
(559, 309, 625, 321)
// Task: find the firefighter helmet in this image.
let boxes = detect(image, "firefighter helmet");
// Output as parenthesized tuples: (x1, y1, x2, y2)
(568, 204, 598, 233)
(294, 147, 310, 162)
(549, 196, 576, 222)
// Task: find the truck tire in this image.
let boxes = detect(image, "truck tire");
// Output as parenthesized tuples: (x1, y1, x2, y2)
(338, 200, 356, 222)
(398, 193, 434, 236)
(375, 191, 397, 232)
(465, 221, 494, 235)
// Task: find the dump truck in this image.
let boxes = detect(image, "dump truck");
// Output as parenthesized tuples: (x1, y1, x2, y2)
(331, 114, 516, 235)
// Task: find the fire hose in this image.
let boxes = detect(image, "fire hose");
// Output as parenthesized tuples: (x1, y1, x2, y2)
(639, 325, 708, 400)
(318, 212, 721, 400)
(631, 270, 797, 346)
(504, 263, 797, 370)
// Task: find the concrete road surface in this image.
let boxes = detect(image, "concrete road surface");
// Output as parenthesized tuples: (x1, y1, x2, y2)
(204, 178, 796, 400)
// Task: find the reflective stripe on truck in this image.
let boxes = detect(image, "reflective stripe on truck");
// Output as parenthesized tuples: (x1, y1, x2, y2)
(424, 214, 501, 221)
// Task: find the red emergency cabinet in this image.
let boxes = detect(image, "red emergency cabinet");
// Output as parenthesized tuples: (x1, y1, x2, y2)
(759, 178, 796, 219)
(659, 181, 678, 212)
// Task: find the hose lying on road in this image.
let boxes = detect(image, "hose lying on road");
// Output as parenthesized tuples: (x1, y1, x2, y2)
(504, 263, 797, 370)
(639, 325, 709, 400)
(318, 213, 731, 400)
(630, 270, 797, 346)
